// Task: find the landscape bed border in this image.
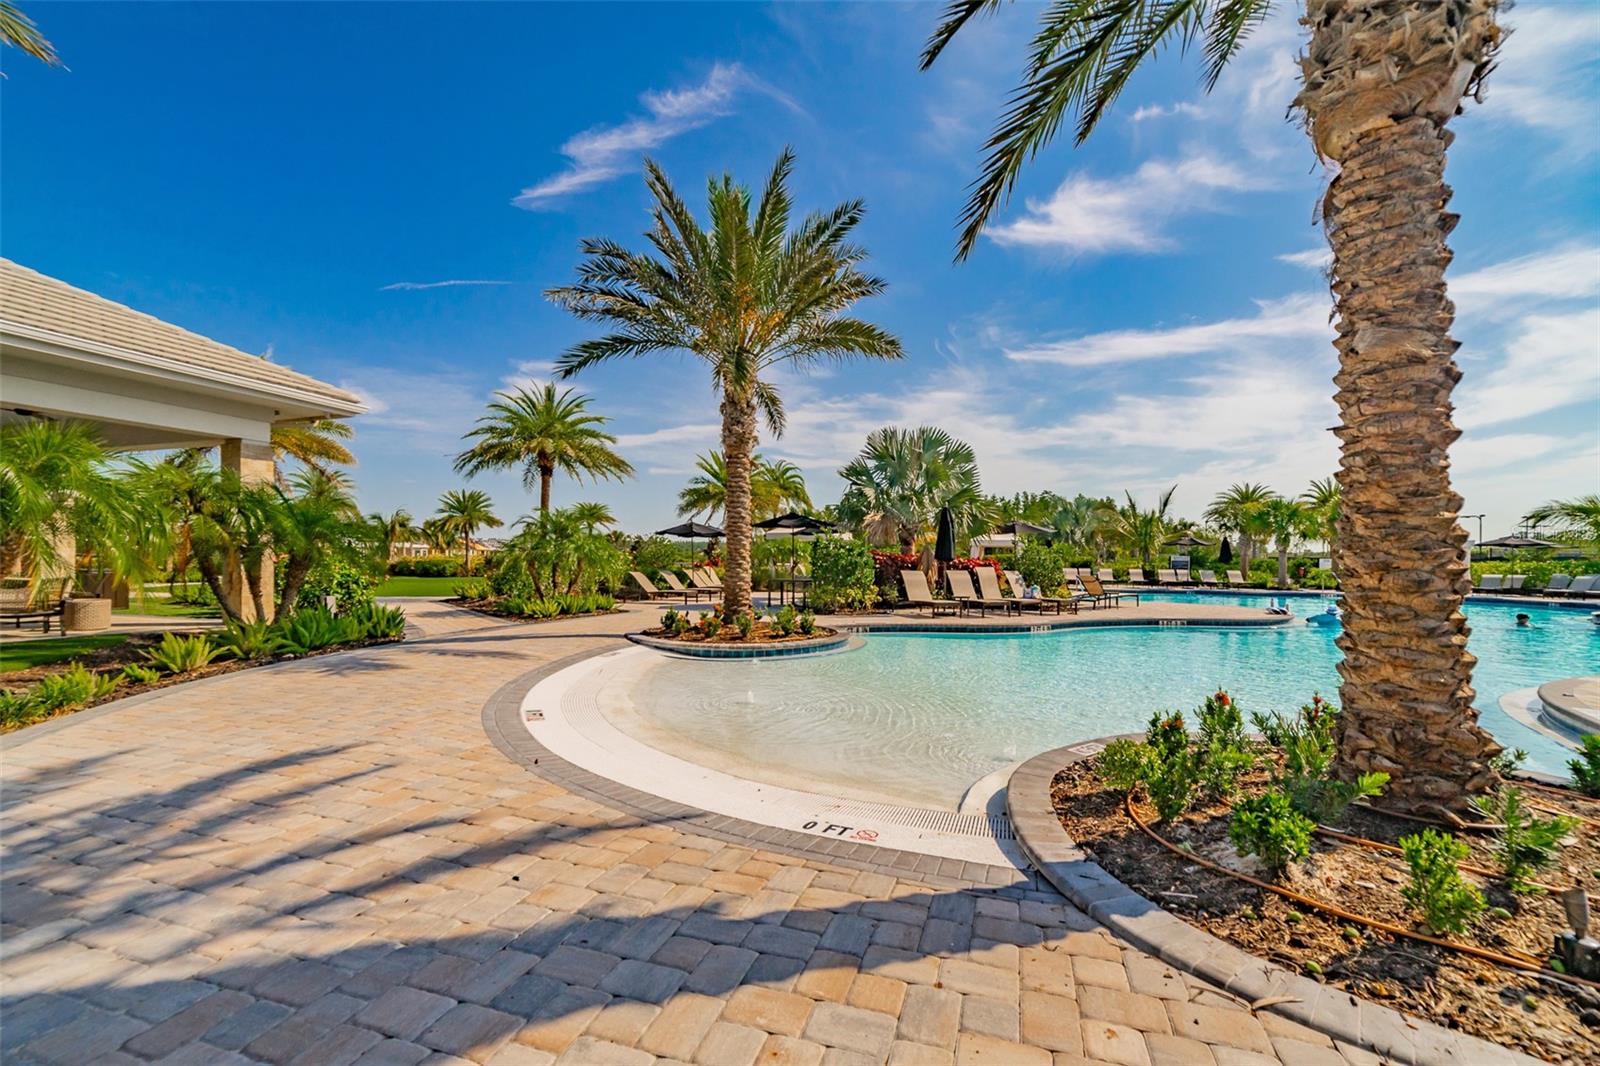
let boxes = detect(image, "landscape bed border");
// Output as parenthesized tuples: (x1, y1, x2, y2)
(1005, 739, 1542, 1066)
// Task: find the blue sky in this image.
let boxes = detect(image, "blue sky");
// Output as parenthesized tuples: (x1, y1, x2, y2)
(4, 2, 1597, 538)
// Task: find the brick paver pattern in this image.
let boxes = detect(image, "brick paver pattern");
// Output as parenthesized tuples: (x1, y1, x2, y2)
(1, 602, 1374, 1065)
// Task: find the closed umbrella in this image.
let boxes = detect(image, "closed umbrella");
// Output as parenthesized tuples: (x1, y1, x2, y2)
(1219, 536, 1233, 564)
(934, 506, 957, 594)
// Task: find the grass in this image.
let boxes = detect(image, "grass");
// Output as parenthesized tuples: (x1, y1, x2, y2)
(117, 598, 222, 618)
(1, 634, 129, 674)
(376, 576, 461, 597)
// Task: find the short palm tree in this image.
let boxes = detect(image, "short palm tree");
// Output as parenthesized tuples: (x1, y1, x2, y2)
(1260, 497, 1314, 588)
(677, 451, 739, 524)
(454, 384, 633, 512)
(436, 489, 502, 574)
(274, 469, 367, 617)
(836, 426, 989, 552)
(371, 508, 416, 559)
(759, 458, 812, 516)
(1205, 484, 1278, 577)
(419, 517, 459, 554)
(923, 0, 1507, 812)
(1301, 477, 1341, 553)
(1524, 495, 1600, 549)
(1115, 487, 1176, 576)
(0, 2, 60, 70)
(569, 501, 617, 535)
(549, 149, 904, 619)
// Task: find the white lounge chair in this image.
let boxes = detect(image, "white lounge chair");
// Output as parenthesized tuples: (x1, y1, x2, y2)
(1096, 568, 1116, 584)
(1226, 570, 1245, 586)
(1158, 569, 1180, 585)
(1199, 570, 1219, 586)
(1128, 568, 1146, 584)
(997, 569, 1066, 614)
(1545, 574, 1572, 594)
(900, 570, 959, 616)
(1505, 574, 1526, 592)
(1475, 574, 1503, 592)
(1565, 575, 1600, 599)
(948, 569, 1015, 616)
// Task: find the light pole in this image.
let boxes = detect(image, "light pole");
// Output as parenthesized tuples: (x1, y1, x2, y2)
(1463, 513, 1485, 560)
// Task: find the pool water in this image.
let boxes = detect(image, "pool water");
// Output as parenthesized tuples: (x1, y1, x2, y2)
(620, 595, 1600, 810)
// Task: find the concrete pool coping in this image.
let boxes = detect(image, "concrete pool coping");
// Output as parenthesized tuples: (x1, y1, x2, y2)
(1005, 740, 1541, 1066)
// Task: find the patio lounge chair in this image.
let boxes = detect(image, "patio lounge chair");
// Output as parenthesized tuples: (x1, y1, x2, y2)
(948, 569, 1016, 617)
(1504, 575, 1526, 592)
(1474, 574, 1503, 592)
(1096, 568, 1116, 584)
(0, 579, 69, 633)
(660, 571, 714, 601)
(997, 569, 1067, 614)
(628, 571, 683, 602)
(1226, 570, 1245, 586)
(1083, 574, 1138, 607)
(1563, 575, 1600, 599)
(1545, 574, 1572, 594)
(1127, 568, 1146, 584)
(900, 570, 960, 616)
(690, 568, 724, 594)
(1158, 569, 1180, 585)
(1199, 570, 1219, 586)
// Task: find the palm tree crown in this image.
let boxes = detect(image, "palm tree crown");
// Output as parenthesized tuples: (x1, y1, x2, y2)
(836, 426, 989, 552)
(549, 148, 903, 618)
(455, 384, 633, 512)
(0, 2, 61, 70)
(271, 419, 356, 478)
(436, 489, 503, 574)
(1524, 495, 1600, 549)
(678, 451, 813, 523)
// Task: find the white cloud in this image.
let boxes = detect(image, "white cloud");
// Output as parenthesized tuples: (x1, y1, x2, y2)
(1451, 433, 1563, 475)
(513, 63, 796, 208)
(1455, 307, 1600, 429)
(1005, 292, 1329, 367)
(499, 359, 561, 395)
(1474, 4, 1600, 157)
(1451, 245, 1600, 311)
(1130, 102, 1204, 122)
(987, 154, 1273, 255)
(380, 279, 512, 291)
(1278, 248, 1331, 270)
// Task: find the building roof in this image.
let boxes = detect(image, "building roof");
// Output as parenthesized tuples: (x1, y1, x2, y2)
(0, 258, 363, 415)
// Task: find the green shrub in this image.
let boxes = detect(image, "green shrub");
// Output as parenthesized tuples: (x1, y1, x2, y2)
(272, 608, 362, 655)
(1254, 696, 1386, 822)
(347, 603, 407, 640)
(0, 689, 40, 727)
(1014, 538, 1064, 592)
(488, 559, 535, 600)
(389, 555, 462, 577)
(1568, 735, 1600, 797)
(1473, 786, 1578, 893)
(31, 663, 121, 712)
(1398, 829, 1485, 934)
(661, 608, 680, 632)
(1142, 713, 1200, 822)
(1195, 690, 1254, 800)
(810, 536, 877, 612)
(798, 609, 816, 636)
(121, 664, 161, 686)
(734, 611, 756, 640)
(451, 579, 488, 600)
(1470, 559, 1600, 591)
(772, 605, 798, 636)
(1490, 747, 1528, 777)
(295, 559, 381, 613)
(1229, 790, 1314, 875)
(218, 620, 276, 660)
(700, 614, 722, 639)
(672, 612, 693, 637)
(630, 536, 683, 580)
(1097, 738, 1151, 792)
(145, 633, 224, 674)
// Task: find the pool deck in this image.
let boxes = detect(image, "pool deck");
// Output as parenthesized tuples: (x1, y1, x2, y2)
(1, 601, 1391, 1065)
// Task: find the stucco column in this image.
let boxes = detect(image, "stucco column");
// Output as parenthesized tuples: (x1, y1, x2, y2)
(221, 438, 276, 622)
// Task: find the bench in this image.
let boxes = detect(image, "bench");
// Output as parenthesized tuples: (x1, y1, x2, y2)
(0, 581, 70, 634)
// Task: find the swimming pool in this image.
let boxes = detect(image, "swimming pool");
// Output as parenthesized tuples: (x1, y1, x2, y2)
(608, 595, 1600, 810)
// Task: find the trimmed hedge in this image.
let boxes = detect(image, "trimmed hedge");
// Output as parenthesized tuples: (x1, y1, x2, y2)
(388, 555, 463, 577)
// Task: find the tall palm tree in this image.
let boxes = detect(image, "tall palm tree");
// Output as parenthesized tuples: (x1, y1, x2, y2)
(0, 2, 60, 70)
(1050, 494, 1118, 562)
(454, 384, 633, 512)
(1205, 483, 1278, 577)
(922, 1, 1506, 812)
(418, 517, 459, 554)
(1115, 487, 1176, 575)
(1524, 495, 1600, 550)
(271, 419, 355, 480)
(436, 489, 502, 575)
(836, 426, 989, 552)
(548, 149, 904, 620)
(370, 508, 416, 560)
(1301, 477, 1341, 553)
(1260, 497, 1314, 588)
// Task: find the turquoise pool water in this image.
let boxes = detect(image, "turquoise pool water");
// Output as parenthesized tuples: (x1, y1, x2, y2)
(624, 595, 1600, 810)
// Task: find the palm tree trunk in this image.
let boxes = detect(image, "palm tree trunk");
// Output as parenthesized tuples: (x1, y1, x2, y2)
(719, 393, 757, 621)
(1276, 544, 1289, 589)
(539, 462, 554, 512)
(1300, 0, 1503, 816)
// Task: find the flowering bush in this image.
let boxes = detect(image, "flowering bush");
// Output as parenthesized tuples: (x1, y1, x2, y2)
(870, 550, 920, 602)
(947, 556, 1004, 576)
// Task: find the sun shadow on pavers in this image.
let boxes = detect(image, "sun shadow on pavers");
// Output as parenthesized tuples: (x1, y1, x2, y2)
(2, 760, 1308, 1066)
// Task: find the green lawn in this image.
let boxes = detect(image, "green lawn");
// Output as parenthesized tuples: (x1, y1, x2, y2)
(376, 576, 461, 597)
(1, 634, 129, 674)
(117, 598, 222, 618)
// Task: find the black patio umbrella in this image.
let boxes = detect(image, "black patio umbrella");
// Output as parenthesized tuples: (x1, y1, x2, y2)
(1477, 535, 1559, 550)
(934, 506, 958, 594)
(655, 521, 724, 566)
(754, 513, 837, 574)
(999, 520, 1056, 539)
(1219, 536, 1234, 564)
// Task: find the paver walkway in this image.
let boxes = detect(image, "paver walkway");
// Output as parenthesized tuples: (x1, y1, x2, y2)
(2, 601, 1375, 1066)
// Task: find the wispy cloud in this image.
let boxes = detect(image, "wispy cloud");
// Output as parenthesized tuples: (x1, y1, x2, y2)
(1130, 102, 1204, 122)
(514, 63, 798, 209)
(986, 154, 1274, 255)
(1473, 4, 1600, 158)
(1455, 307, 1600, 430)
(499, 359, 561, 395)
(1005, 292, 1329, 367)
(1451, 244, 1600, 311)
(380, 280, 512, 291)
(1277, 248, 1331, 270)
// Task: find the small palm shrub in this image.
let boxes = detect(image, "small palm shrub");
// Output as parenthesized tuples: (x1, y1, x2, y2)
(219, 620, 276, 660)
(1473, 786, 1578, 893)
(1229, 790, 1314, 875)
(734, 611, 755, 640)
(1399, 829, 1484, 934)
(121, 664, 161, 686)
(145, 633, 224, 674)
(31, 663, 121, 712)
(798, 609, 816, 636)
(1568, 735, 1600, 797)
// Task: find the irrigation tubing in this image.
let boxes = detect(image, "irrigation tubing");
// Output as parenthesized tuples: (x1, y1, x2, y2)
(1122, 794, 1600, 994)
(1306, 824, 1557, 895)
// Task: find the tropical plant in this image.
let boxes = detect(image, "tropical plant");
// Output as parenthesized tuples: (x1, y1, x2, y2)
(436, 489, 502, 575)
(346, 602, 408, 640)
(1013, 537, 1064, 592)
(1399, 829, 1485, 934)
(734, 611, 756, 640)
(0, 2, 59, 70)
(497, 506, 628, 599)
(1229, 790, 1315, 876)
(372, 509, 417, 559)
(569, 501, 616, 535)
(454, 384, 633, 513)
(809, 535, 878, 612)
(418, 516, 459, 554)
(274, 469, 376, 617)
(1301, 477, 1340, 552)
(121, 664, 161, 686)
(1523, 495, 1600, 550)
(218, 620, 276, 660)
(798, 609, 816, 636)
(549, 148, 904, 619)
(1114, 488, 1176, 575)
(1569, 735, 1600, 798)
(836, 426, 989, 552)
(144, 633, 224, 675)
(1261, 497, 1314, 589)
(271, 419, 355, 481)
(1472, 786, 1578, 894)
(699, 614, 722, 639)
(1205, 484, 1277, 576)
(30, 664, 120, 714)
(922, 0, 1508, 814)
(759, 458, 813, 515)
(272, 607, 363, 656)
(772, 604, 798, 636)
(1049, 494, 1119, 562)
(1140, 712, 1201, 822)
(1254, 696, 1387, 822)
(1195, 691, 1254, 801)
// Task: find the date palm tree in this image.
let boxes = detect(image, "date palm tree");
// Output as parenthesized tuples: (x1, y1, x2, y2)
(569, 501, 617, 536)
(0, 2, 60, 71)
(436, 489, 502, 575)
(418, 517, 458, 554)
(1205, 483, 1278, 577)
(1114, 487, 1176, 576)
(760, 458, 813, 515)
(1260, 497, 1315, 588)
(678, 451, 813, 524)
(271, 419, 355, 481)
(1301, 477, 1341, 554)
(836, 426, 989, 553)
(1524, 495, 1600, 551)
(922, 0, 1505, 814)
(549, 149, 903, 619)
(370, 508, 416, 560)
(454, 384, 633, 513)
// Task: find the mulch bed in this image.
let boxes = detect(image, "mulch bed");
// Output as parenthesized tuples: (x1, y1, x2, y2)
(0, 636, 402, 734)
(1053, 759, 1600, 1063)
(450, 598, 622, 625)
(643, 621, 836, 645)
